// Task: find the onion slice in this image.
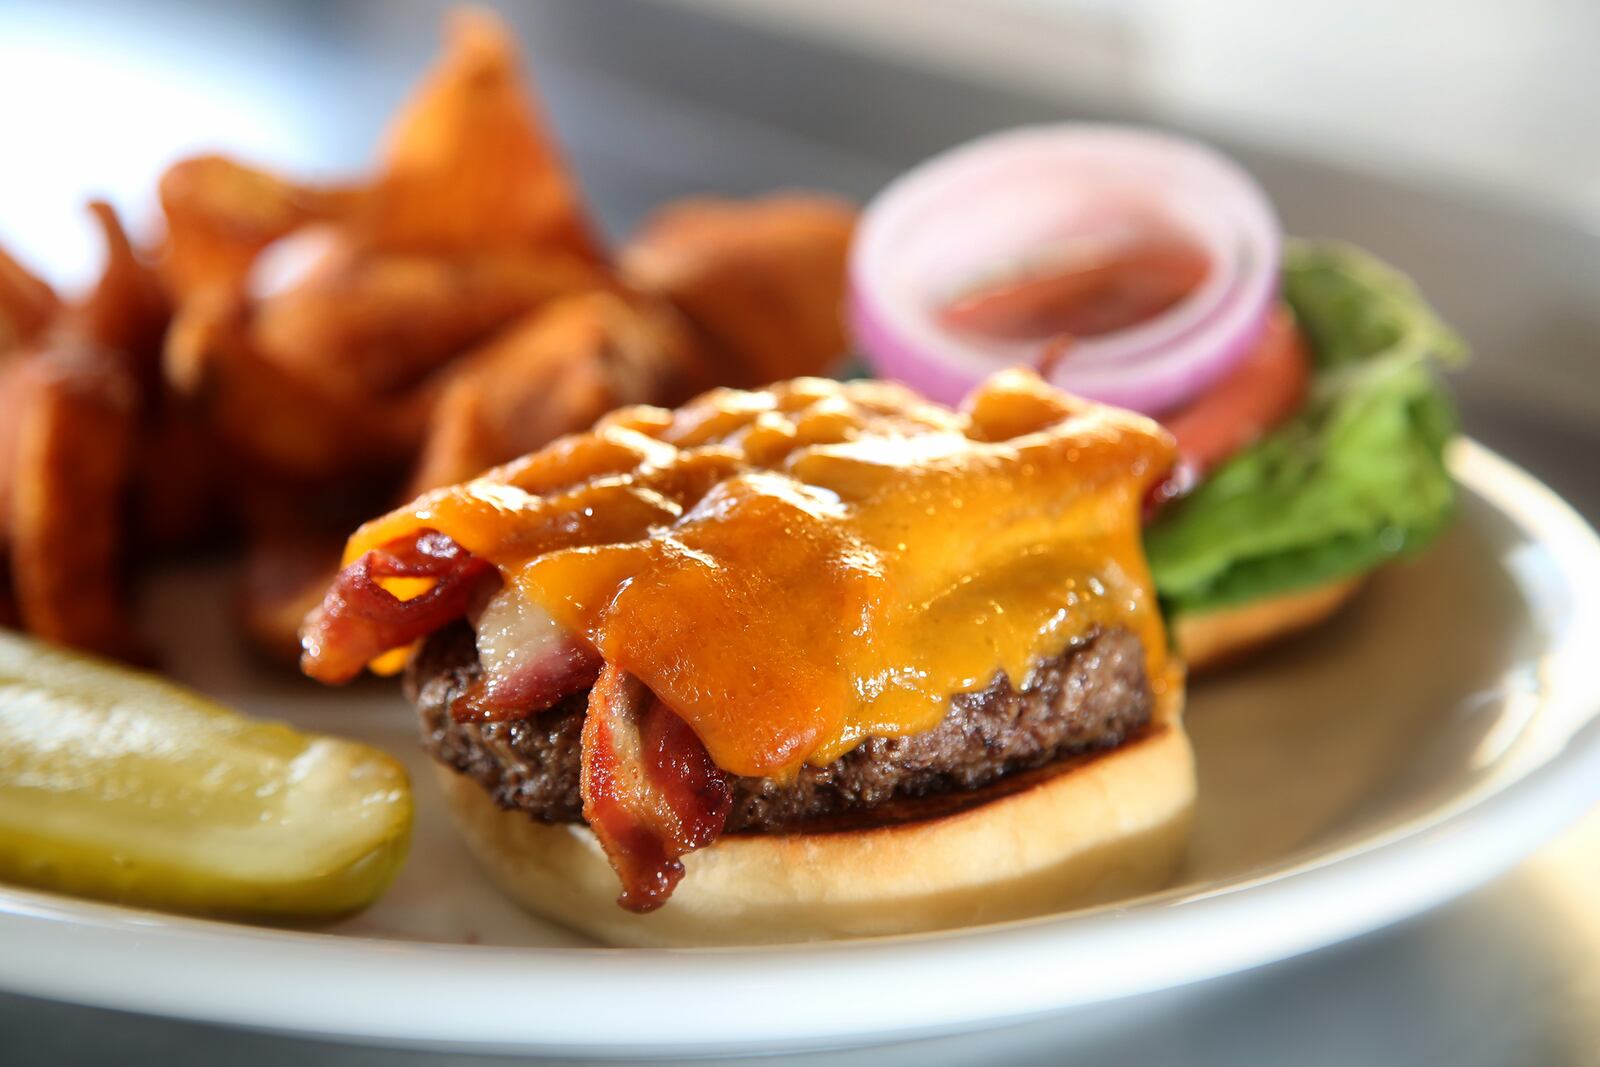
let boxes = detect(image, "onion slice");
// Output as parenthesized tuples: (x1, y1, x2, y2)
(850, 124, 1281, 415)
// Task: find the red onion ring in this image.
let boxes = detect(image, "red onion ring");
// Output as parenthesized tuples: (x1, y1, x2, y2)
(849, 124, 1281, 415)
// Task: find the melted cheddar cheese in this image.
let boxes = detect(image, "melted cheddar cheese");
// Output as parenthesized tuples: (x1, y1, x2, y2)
(345, 370, 1175, 779)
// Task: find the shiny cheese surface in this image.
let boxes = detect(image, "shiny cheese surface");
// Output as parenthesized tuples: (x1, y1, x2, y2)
(345, 370, 1175, 778)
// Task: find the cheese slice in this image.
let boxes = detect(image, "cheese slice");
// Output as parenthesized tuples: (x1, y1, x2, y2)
(344, 370, 1175, 778)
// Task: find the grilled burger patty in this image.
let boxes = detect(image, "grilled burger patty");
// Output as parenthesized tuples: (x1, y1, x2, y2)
(408, 624, 1153, 834)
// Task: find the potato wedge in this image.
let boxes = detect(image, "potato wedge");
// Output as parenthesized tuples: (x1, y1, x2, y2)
(362, 9, 601, 260)
(251, 244, 608, 399)
(408, 291, 714, 492)
(165, 289, 428, 482)
(133, 401, 223, 553)
(621, 193, 857, 386)
(0, 244, 57, 355)
(0, 354, 26, 538)
(236, 532, 344, 665)
(74, 201, 168, 378)
(7, 345, 143, 660)
(158, 154, 358, 301)
(0, 630, 411, 919)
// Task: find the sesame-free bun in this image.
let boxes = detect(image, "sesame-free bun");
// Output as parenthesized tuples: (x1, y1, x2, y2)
(435, 687, 1193, 947)
(1173, 577, 1364, 673)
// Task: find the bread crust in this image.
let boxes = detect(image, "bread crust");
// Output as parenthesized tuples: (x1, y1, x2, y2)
(435, 687, 1193, 947)
(1173, 577, 1363, 673)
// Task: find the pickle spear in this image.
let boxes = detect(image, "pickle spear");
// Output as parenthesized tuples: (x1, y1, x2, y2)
(0, 631, 411, 919)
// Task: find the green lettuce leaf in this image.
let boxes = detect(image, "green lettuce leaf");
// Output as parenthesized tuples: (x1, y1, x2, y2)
(1145, 240, 1466, 616)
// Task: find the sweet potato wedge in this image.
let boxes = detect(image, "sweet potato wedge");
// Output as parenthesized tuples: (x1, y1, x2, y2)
(7, 344, 143, 659)
(620, 194, 857, 386)
(236, 531, 345, 665)
(0, 244, 57, 355)
(158, 154, 359, 301)
(74, 201, 169, 379)
(408, 290, 713, 493)
(165, 289, 428, 482)
(360, 9, 601, 260)
(250, 244, 609, 399)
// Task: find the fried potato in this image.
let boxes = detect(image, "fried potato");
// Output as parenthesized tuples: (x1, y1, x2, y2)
(0, 357, 25, 623)
(74, 201, 168, 378)
(0, 357, 21, 630)
(621, 194, 857, 386)
(7, 344, 144, 659)
(166, 11, 606, 412)
(158, 154, 358, 301)
(0, 244, 58, 354)
(250, 244, 609, 398)
(236, 531, 345, 664)
(133, 401, 222, 553)
(359, 8, 601, 260)
(59, 202, 214, 554)
(231, 475, 386, 664)
(155, 9, 611, 494)
(165, 288, 429, 482)
(409, 291, 714, 493)
(0, 354, 26, 538)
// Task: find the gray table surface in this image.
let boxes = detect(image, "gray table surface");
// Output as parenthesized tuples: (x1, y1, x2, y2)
(3, 1, 1599, 1063)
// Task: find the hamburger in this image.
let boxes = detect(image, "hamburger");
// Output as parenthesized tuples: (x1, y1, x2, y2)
(301, 370, 1194, 946)
(848, 125, 1465, 669)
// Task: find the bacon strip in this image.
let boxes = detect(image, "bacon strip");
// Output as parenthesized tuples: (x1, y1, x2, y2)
(450, 636, 602, 722)
(580, 663, 732, 912)
(300, 529, 497, 684)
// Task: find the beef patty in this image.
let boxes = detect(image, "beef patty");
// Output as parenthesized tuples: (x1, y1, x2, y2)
(408, 624, 1152, 834)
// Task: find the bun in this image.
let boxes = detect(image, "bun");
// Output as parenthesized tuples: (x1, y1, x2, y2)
(1173, 577, 1362, 672)
(436, 687, 1192, 947)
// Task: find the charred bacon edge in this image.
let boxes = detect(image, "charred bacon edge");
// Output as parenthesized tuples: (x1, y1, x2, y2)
(299, 529, 496, 684)
(450, 635, 602, 722)
(580, 662, 732, 912)
(302, 528, 737, 910)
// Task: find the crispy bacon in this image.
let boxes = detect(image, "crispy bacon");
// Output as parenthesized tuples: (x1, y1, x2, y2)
(450, 636, 601, 722)
(299, 529, 497, 684)
(451, 588, 602, 721)
(580, 663, 732, 912)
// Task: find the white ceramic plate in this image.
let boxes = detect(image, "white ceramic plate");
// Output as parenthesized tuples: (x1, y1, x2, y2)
(2, 440, 1599, 1058)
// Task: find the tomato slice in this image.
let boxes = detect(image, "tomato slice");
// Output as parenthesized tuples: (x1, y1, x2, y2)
(1149, 307, 1310, 510)
(1164, 307, 1309, 471)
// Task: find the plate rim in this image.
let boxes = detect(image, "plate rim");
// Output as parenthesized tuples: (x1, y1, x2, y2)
(3, 438, 1600, 1056)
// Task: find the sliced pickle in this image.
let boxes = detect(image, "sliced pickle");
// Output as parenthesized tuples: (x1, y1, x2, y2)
(0, 632, 411, 919)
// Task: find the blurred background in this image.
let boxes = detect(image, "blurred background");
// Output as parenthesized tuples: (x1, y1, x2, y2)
(3, 2, 1600, 1063)
(1, 0, 1596, 513)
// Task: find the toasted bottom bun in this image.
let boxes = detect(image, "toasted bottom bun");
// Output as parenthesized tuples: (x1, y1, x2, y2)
(1173, 577, 1364, 673)
(436, 687, 1193, 947)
